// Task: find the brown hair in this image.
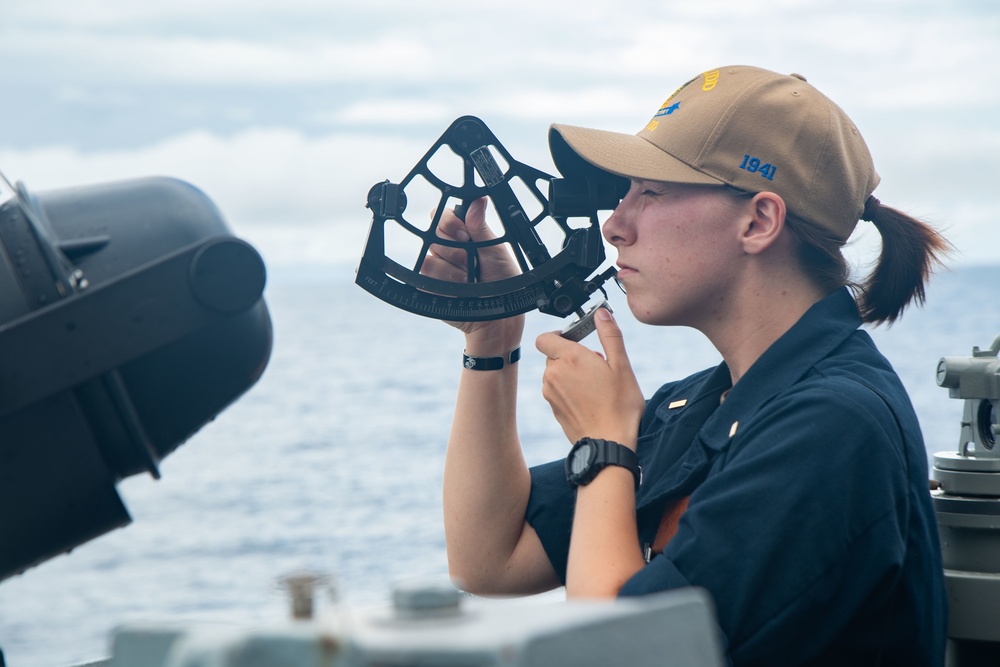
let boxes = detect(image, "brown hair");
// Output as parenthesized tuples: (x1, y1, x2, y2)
(725, 186, 952, 325)
(785, 200, 952, 325)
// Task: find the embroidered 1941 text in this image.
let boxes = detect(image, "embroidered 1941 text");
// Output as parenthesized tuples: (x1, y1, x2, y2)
(739, 154, 776, 181)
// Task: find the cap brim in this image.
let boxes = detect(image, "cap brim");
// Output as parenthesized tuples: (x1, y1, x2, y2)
(549, 123, 724, 187)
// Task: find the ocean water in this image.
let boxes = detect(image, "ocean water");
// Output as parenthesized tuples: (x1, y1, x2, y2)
(1, 262, 999, 666)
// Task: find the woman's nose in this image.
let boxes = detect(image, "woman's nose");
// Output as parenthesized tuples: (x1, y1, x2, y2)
(602, 192, 634, 246)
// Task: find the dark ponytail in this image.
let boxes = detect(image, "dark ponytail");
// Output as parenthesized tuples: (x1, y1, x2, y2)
(730, 186, 952, 325)
(856, 198, 952, 325)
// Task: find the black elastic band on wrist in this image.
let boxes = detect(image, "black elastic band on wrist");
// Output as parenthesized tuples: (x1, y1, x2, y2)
(462, 347, 521, 371)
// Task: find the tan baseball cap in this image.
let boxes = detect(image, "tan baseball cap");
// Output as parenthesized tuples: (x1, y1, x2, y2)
(549, 65, 880, 242)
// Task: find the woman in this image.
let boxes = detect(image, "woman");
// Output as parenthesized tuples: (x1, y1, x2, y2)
(422, 65, 949, 666)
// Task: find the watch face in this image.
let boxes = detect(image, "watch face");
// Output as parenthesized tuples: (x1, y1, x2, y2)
(569, 441, 593, 476)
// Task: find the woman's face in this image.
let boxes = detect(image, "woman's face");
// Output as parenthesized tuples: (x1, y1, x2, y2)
(602, 180, 747, 329)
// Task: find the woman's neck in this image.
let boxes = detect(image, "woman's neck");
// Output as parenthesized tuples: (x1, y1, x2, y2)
(702, 265, 825, 386)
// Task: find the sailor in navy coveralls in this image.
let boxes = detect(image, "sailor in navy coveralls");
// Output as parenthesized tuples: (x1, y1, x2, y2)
(421, 65, 949, 666)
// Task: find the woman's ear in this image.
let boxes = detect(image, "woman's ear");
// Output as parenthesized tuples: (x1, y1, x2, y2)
(740, 192, 787, 255)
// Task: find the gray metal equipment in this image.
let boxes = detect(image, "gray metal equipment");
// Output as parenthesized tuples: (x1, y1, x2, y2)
(933, 335, 1000, 665)
(109, 582, 726, 667)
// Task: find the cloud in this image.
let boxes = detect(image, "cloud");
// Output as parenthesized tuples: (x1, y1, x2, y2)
(321, 100, 454, 126)
(0, 128, 430, 263)
(0, 0, 996, 268)
(6, 0, 991, 96)
(1, 31, 438, 85)
(1, 110, 994, 272)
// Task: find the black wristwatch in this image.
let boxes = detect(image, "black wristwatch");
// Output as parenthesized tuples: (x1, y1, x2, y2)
(565, 438, 641, 490)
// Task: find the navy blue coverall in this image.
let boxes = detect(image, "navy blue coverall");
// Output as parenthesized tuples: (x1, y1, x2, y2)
(526, 288, 948, 666)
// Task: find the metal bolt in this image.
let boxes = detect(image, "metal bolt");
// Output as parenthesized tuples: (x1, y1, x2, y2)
(281, 571, 331, 620)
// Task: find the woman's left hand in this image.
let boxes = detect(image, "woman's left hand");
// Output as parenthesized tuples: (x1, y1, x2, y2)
(535, 308, 646, 447)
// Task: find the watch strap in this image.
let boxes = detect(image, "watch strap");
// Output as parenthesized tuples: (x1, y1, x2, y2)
(566, 438, 641, 490)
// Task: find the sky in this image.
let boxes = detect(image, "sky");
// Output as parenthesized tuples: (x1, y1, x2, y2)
(1, 0, 998, 271)
(0, 3, 997, 660)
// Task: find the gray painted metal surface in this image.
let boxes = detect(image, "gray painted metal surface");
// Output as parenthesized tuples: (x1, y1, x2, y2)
(109, 586, 724, 667)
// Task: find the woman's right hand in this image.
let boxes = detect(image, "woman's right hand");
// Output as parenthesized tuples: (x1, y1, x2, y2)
(421, 198, 525, 342)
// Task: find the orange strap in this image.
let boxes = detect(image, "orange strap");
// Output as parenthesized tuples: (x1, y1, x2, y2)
(651, 496, 690, 554)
